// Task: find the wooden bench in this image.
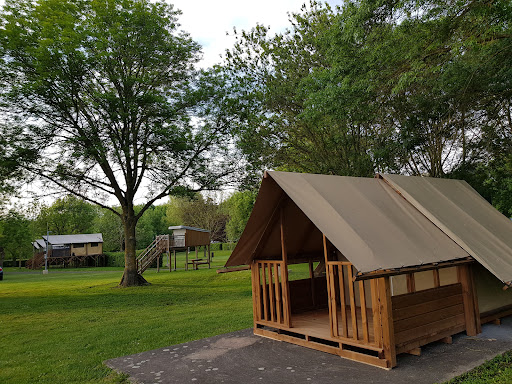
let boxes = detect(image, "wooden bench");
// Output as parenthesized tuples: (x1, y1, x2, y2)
(189, 258, 210, 270)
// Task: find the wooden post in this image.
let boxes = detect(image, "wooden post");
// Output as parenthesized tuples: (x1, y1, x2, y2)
(280, 206, 292, 327)
(274, 262, 282, 324)
(157, 255, 160, 272)
(261, 263, 268, 321)
(407, 273, 416, 293)
(207, 244, 211, 268)
(338, 265, 349, 338)
(433, 269, 440, 288)
(359, 280, 369, 342)
(458, 264, 481, 336)
(251, 262, 260, 326)
(173, 249, 176, 271)
(347, 265, 358, 340)
(309, 260, 316, 308)
(185, 247, 189, 271)
(167, 235, 170, 272)
(323, 234, 337, 338)
(378, 277, 396, 368)
(254, 262, 262, 321)
(268, 263, 275, 322)
(370, 278, 382, 347)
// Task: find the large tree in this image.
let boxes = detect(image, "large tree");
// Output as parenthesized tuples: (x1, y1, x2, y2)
(227, 0, 512, 212)
(0, 0, 237, 285)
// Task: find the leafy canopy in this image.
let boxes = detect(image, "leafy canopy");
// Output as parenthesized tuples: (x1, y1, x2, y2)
(0, 0, 239, 285)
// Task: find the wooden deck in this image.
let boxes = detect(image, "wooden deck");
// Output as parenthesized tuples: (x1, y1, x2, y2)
(255, 307, 388, 368)
(290, 307, 376, 344)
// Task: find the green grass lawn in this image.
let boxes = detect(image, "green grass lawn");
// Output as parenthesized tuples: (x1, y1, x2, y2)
(1, 260, 253, 383)
(442, 350, 512, 384)
(2, 252, 512, 384)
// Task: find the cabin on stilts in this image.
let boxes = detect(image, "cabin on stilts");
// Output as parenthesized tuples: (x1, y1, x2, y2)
(136, 226, 211, 274)
(28, 233, 105, 269)
(225, 171, 512, 369)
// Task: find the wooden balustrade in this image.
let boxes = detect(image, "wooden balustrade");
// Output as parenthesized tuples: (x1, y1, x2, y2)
(252, 260, 290, 327)
(326, 261, 381, 348)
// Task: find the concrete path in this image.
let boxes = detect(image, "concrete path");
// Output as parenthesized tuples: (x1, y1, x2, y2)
(105, 317, 512, 384)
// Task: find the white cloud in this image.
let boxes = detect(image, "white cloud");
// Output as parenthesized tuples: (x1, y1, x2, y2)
(167, 0, 339, 67)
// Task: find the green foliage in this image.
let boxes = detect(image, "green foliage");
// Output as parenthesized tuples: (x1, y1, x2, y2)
(92, 207, 124, 252)
(0, 0, 240, 284)
(0, 267, 252, 383)
(165, 195, 228, 241)
(222, 190, 257, 241)
(34, 195, 97, 236)
(135, 204, 170, 248)
(226, 0, 512, 214)
(0, 209, 34, 262)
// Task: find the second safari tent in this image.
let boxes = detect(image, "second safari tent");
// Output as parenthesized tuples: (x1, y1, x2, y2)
(225, 171, 512, 369)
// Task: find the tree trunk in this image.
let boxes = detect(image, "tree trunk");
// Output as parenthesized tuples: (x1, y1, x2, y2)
(119, 207, 149, 287)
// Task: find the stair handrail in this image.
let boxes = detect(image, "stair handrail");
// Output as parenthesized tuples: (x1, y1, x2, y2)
(136, 235, 169, 274)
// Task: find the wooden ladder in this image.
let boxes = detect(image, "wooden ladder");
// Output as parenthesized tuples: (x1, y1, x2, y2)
(136, 235, 169, 274)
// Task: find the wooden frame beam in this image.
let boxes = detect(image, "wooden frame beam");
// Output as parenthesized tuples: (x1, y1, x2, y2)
(251, 193, 286, 261)
(354, 258, 474, 281)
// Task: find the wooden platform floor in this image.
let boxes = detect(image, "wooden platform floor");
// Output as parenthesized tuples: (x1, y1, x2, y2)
(280, 307, 376, 345)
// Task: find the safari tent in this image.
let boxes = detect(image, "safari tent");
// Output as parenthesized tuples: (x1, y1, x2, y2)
(225, 171, 512, 369)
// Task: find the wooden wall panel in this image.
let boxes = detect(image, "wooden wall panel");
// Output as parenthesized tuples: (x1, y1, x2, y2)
(392, 283, 465, 354)
(185, 230, 210, 247)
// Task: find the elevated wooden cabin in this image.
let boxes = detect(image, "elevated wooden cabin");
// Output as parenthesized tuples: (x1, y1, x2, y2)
(29, 233, 104, 269)
(168, 226, 211, 271)
(225, 171, 512, 369)
(168, 226, 210, 248)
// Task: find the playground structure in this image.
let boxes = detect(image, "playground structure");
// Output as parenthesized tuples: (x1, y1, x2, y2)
(28, 233, 105, 269)
(136, 226, 211, 274)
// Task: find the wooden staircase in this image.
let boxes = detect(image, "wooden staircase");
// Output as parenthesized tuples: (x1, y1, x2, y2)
(26, 252, 45, 269)
(136, 235, 169, 274)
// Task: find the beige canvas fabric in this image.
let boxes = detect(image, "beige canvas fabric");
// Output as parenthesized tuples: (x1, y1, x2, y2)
(226, 171, 469, 274)
(382, 174, 512, 284)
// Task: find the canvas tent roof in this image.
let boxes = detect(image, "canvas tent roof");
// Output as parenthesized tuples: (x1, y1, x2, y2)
(226, 171, 470, 274)
(41, 233, 103, 245)
(382, 174, 512, 284)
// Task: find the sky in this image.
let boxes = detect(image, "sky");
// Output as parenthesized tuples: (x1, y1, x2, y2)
(156, 0, 338, 67)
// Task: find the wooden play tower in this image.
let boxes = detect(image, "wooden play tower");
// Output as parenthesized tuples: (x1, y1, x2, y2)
(136, 226, 211, 274)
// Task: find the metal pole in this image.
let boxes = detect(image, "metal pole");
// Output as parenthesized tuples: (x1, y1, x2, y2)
(43, 224, 50, 275)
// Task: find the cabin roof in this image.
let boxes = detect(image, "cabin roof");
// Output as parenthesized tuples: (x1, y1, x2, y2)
(168, 225, 210, 233)
(226, 171, 512, 284)
(40, 233, 103, 245)
(33, 239, 46, 249)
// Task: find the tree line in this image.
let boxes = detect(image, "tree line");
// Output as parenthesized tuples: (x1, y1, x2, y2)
(227, 0, 512, 216)
(0, 191, 256, 265)
(0, 0, 510, 285)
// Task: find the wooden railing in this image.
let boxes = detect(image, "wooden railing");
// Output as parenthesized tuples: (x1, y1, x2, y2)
(326, 261, 382, 347)
(137, 235, 169, 274)
(252, 260, 291, 327)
